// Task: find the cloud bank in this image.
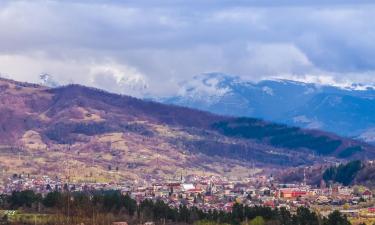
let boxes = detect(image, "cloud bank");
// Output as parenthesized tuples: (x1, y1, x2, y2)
(0, 0, 375, 96)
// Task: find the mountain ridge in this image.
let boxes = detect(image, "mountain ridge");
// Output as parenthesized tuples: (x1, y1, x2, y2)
(159, 73, 375, 142)
(0, 77, 374, 182)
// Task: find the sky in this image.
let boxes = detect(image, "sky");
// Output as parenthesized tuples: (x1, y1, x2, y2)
(0, 0, 375, 96)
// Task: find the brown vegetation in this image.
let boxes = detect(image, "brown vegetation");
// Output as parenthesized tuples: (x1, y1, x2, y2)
(0, 78, 373, 182)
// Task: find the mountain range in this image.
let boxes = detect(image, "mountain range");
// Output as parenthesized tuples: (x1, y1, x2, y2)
(0, 77, 374, 182)
(159, 73, 375, 143)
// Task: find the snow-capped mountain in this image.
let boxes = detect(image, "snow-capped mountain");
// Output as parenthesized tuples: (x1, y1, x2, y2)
(159, 73, 375, 143)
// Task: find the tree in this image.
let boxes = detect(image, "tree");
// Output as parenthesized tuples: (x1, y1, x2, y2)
(8, 190, 41, 209)
(294, 207, 319, 225)
(179, 205, 190, 223)
(43, 191, 62, 208)
(278, 207, 293, 225)
(324, 211, 350, 225)
(250, 216, 265, 225)
(121, 194, 136, 216)
(323, 160, 362, 186)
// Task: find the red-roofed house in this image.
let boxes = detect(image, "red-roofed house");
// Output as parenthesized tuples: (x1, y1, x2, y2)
(362, 190, 373, 200)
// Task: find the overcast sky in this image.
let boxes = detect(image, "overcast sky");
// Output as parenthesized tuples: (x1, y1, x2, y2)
(1, 0, 375, 96)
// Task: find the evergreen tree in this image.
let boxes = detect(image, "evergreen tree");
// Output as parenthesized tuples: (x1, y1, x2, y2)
(324, 211, 350, 225)
(294, 207, 319, 225)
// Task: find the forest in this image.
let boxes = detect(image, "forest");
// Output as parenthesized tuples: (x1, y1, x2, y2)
(323, 160, 363, 186)
(212, 118, 346, 156)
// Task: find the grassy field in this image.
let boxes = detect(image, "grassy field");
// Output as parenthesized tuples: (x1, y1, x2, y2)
(349, 217, 375, 225)
(0, 210, 53, 224)
(0, 210, 134, 225)
(0, 121, 258, 184)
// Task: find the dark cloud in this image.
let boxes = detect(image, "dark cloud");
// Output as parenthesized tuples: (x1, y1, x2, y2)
(0, 0, 374, 96)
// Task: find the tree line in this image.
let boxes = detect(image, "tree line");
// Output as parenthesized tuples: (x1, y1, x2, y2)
(323, 160, 362, 186)
(0, 190, 352, 225)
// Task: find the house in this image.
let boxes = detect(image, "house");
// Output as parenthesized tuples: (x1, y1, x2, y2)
(279, 189, 307, 199)
(182, 183, 195, 191)
(224, 202, 234, 212)
(112, 222, 128, 225)
(263, 200, 275, 208)
(339, 210, 359, 217)
(187, 188, 204, 195)
(167, 183, 181, 193)
(362, 190, 372, 200)
(338, 187, 353, 196)
(316, 195, 330, 204)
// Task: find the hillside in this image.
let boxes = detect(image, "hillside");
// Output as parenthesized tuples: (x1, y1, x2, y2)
(159, 73, 375, 142)
(0, 78, 374, 183)
(277, 160, 375, 188)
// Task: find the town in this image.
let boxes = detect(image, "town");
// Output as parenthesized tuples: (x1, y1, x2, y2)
(2, 170, 374, 224)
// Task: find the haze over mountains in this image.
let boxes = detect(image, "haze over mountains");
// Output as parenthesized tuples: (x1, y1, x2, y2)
(159, 73, 375, 143)
(1, 77, 374, 182)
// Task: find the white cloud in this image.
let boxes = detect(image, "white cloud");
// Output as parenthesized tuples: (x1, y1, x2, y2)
(0, 53, 148, 97)
(0, 1, 375, 96)
(243, 43, 314, 76)
(89, 63, 148, 97)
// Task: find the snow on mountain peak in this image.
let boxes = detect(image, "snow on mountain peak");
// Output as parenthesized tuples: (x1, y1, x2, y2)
(271, 74, 375, 91)
(359, 128, 375, 143)
(292, 115, 323, 129)
(177, 73, 235, 103)
(175, 73, 375, 101)
(39, 73, 59, 87)
(159, 72, 375, 142)
(262, 86, 274, 96)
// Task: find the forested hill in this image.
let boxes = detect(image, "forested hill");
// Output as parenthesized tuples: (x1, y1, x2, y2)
(213, 118, 375, 158)
(278, 160, 375, 187)
(34, 81, 375, 160)
(323, 160, 375, 187)
(0, 77, 374, 181)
